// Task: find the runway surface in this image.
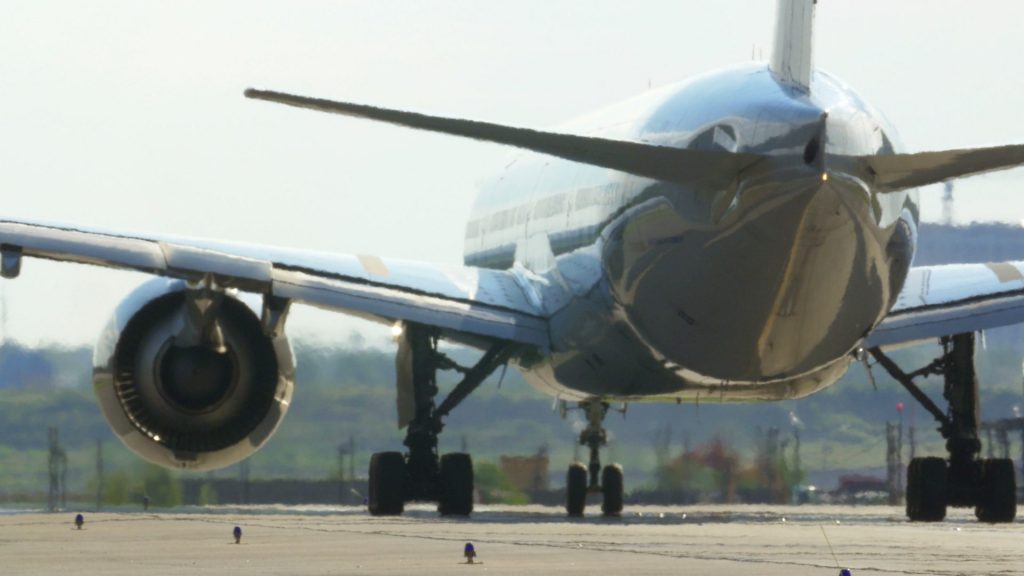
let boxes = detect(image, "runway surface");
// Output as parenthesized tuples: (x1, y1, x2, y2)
(0, 504, 1020, 575)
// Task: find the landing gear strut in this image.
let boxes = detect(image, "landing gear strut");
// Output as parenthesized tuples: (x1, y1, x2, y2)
(869, 333, 1017, 523)
(368, 323, 514, 517)
(565, 400, 624, 517)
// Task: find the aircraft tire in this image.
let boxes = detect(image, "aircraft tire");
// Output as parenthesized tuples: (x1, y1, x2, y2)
(975, 458, 1016, 523)
(368, 451, 405, 516)
(601, 464, 624, 516)
(905, 458, 919, 518)
(438, 452, 474, 516)
(566, 462, 588, 517)
(906, 457, 946, 522)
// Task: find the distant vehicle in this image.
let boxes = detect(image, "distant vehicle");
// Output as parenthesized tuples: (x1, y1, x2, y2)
(1, 0, 1021, 522)
(831, 475, 890, 505)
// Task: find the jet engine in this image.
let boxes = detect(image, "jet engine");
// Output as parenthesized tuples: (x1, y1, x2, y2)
(93, 278, 294, 471)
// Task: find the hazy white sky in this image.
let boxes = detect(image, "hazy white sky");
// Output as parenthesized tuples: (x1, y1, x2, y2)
(2, 0, 1024, 345)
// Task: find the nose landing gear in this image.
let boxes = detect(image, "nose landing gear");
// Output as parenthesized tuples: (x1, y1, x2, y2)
(869, 333, 1017, 523)
(565, 400, 624, 517)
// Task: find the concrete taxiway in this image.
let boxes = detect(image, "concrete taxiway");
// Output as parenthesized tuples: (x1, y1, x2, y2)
(0, 504, 1020, 575)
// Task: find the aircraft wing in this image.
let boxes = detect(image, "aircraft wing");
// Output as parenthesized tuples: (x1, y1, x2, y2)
(0, 219, 550, 347)
(865, 261, 1024, 348)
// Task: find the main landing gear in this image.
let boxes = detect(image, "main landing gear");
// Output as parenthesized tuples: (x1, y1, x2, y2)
(368, 323, 514, 517)
(868, 333, 1017, 523)
(565, 400, 624, 517)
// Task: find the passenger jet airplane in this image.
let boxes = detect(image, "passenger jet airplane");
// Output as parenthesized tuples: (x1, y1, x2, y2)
(2, 0, 1023, 521)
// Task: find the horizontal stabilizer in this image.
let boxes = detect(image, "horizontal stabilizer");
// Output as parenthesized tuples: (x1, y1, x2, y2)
(245, 88, 763, 185)
(865, 143, 1024, 191)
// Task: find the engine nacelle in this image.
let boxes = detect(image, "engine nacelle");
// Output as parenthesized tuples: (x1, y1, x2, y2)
(93, 278, 295, 471)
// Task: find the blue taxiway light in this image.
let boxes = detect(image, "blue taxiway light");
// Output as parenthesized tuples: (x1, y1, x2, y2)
(233, 526, 242, 544)
(74, 514, 84, 529)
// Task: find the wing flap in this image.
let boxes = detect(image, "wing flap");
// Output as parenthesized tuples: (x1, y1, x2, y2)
(866, 294, 1024, 348)
(162, 242, 273, 288)
(866, 261, 1024, 348)
(272, 269, 548, 346)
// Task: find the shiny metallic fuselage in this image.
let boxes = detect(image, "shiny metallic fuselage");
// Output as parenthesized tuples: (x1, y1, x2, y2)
(464, 64, 918, 402)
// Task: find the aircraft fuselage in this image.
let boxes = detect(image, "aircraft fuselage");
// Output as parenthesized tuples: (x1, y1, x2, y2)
(465, 64, 918, 402)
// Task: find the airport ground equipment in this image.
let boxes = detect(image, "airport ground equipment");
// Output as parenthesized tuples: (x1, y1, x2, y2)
(868, 333, 1017, 523)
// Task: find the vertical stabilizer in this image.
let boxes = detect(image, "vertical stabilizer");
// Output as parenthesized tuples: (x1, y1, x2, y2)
(770, 0, 816, 91)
